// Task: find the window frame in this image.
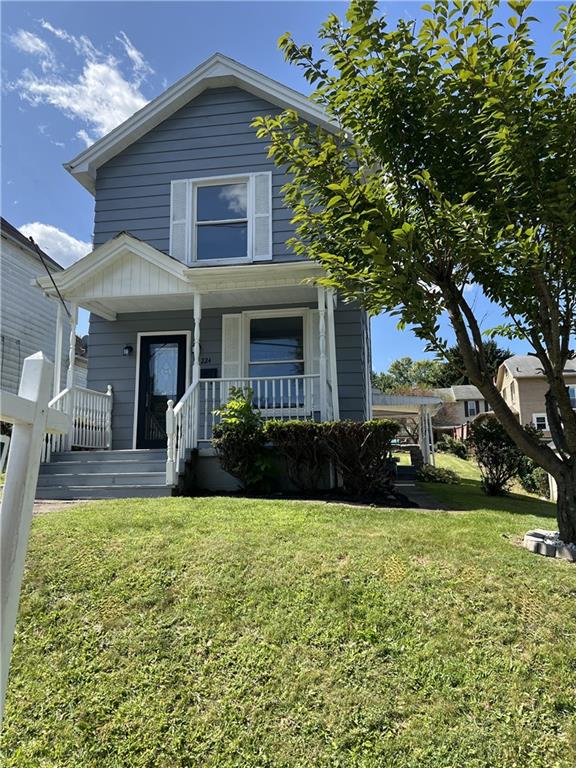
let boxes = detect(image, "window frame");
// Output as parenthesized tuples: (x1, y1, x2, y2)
(532, 413, 549, 432)
(241, 308, 313, 415)
(466, 400, 479, 417)
(190, 174, 253, 265)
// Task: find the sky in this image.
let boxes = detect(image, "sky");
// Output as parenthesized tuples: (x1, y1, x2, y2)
(1, 1, 563, 370)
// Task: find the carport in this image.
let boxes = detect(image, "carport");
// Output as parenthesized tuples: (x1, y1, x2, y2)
(371, 390, 444, 465)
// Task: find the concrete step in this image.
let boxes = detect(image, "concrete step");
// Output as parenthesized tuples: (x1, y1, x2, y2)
(49, 449, 166, 463)
(36, 449, 170, 500)
(40, 460, 166, 474)
(35, 484, 172, 500)
(37, 472, 166, 488)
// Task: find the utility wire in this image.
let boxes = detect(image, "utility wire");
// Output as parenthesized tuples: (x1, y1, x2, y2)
(30, 237, 71, 320)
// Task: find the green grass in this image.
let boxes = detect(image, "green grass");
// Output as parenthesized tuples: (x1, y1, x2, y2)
(3, 490, 574, 767)
(423, 454, 556, 516)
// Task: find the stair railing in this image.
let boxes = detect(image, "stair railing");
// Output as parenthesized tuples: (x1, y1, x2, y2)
(166, 380, 199, 486)
(42, 384, 113, 462)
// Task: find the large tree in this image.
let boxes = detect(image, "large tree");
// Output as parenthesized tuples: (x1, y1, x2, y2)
(372, 356, 445, 391)
(435, 340, 513, 388)
(255, 0, 576, 542)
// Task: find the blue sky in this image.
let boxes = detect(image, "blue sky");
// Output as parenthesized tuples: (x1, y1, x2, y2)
(2, 1, 561, 369)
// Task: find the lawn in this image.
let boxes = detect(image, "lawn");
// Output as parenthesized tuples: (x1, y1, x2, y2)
(2, 488, 575, 766)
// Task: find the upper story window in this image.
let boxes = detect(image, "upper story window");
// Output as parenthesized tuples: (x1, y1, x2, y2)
(170, 172, 272, 265)
(465, 400, 479, 417)
(195, 182, 248, 261)
(533, 413, 549, 431)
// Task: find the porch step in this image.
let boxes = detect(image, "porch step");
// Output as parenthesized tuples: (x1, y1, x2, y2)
(36, 449, 171, 500)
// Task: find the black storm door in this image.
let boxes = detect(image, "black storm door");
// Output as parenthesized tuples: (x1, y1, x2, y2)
(137, 335, 186, 449)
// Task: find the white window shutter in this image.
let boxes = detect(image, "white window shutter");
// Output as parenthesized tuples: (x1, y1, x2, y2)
(221, 314, 243, 401)
(252, 172, 272, 261)
(170, 180, 190, 262)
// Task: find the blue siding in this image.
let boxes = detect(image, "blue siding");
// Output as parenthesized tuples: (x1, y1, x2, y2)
(87, 301, 368, 449)
(94, 87, 299, 261)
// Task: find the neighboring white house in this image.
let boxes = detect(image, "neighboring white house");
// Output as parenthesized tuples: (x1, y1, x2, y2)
(0, 217, 85, 395)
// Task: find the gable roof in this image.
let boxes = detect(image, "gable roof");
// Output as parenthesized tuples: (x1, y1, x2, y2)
(498, 355, 576, 383)
(433, 385, 483, 402)
(65, 53, 338, 195)
(1, 217, 63, 271)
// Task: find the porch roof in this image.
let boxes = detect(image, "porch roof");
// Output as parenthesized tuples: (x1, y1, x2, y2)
(35, 233, 325, 320)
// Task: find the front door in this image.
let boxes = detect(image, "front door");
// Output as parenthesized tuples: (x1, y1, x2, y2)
(136, 335, 187, 448)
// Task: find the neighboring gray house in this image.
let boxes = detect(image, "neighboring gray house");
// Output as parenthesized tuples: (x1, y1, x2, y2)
(432, 384, 491, 438)
(0, 217, 85, 396)
(35, 54, 372, 499)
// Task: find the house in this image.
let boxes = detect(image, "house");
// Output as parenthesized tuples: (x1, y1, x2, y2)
(34, 54, 372, 499)
(496, 355, 576, 437)
(0, 217, 85, 396)
(432, 384, 491, 439)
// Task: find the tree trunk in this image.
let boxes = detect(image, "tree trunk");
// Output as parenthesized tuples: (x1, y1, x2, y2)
(554, 465, 576, 545)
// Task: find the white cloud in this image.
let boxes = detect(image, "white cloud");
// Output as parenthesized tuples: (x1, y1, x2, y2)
(19, 222, 91, 268)
(9, 23, 154, 146)
(10, 29, 56, 72)
(116, 31, 154, 85)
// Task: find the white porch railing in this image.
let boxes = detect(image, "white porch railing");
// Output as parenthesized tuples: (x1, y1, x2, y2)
(165, 380, 199, 486)
(198, 375, 322, 441)
(165, 374, 323, 486)
(41, 385, 113, 461)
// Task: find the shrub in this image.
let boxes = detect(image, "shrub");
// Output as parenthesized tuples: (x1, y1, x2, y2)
(467, 415, 524, 496)
(436, 435, 468, 459)
(416, 465, 459, 484)
(517, 456, 551, 498)
(212, 388, 273, 491)
(263, 420, 330, 491)
(320, 419, 400, 497)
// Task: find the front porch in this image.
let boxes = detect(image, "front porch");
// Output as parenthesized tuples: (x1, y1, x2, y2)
(36, 234, 341, 491)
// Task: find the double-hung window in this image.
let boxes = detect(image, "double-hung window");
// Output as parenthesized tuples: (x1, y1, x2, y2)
(195, 181, 248, 261)
(170, 172, 272, 264)
(248, 315, 305, 409)
(533, 413, 549, 431)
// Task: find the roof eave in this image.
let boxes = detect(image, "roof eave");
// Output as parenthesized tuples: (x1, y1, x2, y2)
(65, 53, 338, 197)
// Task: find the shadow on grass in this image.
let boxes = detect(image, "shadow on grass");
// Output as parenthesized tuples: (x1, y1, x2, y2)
(421, 477, 557, 518)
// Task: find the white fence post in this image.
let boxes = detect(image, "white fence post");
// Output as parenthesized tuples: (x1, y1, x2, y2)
(0, 352, 67, 721)
(106, 385, 113, 449)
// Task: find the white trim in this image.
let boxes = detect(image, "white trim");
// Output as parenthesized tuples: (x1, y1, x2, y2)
(65, 53, 338, 194)
(132, 330, 192, 449)
(532, 412, 549, 432)
(190, 174, 252, 264)
(241, 307, 312, 415)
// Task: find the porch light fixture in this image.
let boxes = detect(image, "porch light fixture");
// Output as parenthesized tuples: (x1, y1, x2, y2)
(123, 345, 133, 357)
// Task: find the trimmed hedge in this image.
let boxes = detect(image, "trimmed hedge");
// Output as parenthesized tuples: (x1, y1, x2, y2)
(263, 420, 330, 491)
(265, 418, 400, 497)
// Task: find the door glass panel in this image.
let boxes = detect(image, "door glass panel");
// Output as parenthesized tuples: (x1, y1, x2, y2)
(149, 343, 179, 396)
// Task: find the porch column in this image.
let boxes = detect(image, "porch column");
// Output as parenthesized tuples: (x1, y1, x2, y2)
(326, 288, 339, 420)
(66, 302, 77, 389)
(427, 409, 436, 466)
(192, 292, 202, 385)
(317, 286, 328, 419)
(53, 301, 64, 396)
